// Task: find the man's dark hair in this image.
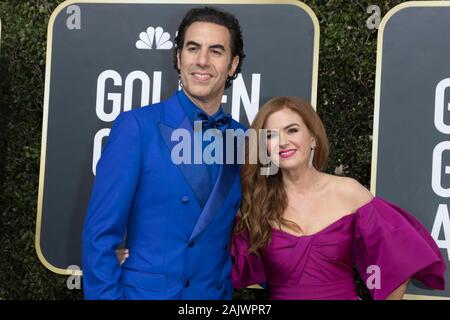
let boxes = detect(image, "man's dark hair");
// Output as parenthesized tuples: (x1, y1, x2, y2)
(174, 6, 245, 89)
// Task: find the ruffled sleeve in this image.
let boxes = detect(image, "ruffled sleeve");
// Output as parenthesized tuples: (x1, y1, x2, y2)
(231, 227, 266, 289)
(353, 197, 445, 300)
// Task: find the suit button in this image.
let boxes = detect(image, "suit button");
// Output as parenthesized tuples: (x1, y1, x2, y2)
(184, 279, 190, 287)
(181, 196, 189, 203)
(188, 240, 195, 248)
(217, 282, 223, 289)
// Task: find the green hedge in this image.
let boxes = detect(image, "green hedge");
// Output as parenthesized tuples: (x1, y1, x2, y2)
(0, 0, 406, 299)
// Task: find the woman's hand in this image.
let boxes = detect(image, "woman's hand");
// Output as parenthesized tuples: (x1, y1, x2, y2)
(116, 248, 129, 265)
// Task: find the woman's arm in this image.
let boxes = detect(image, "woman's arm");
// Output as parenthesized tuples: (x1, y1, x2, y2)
(385, 280, 409, 300)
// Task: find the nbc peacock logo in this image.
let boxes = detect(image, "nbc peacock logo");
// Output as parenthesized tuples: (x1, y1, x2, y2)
(136, 26, 173, 50)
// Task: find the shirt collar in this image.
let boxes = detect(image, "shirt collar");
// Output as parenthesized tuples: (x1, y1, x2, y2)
(176, 89, 224, 124)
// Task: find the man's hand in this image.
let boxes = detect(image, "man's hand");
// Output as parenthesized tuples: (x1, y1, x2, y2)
(116, 249, 129, 265)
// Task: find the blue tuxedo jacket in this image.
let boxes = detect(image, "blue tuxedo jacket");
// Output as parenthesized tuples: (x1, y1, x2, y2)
(82, 92, 246, 299)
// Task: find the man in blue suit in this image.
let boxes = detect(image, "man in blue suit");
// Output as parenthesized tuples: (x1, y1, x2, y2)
(82, 7, 246, 299)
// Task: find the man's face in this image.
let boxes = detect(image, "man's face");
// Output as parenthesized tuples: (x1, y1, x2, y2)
(177, 21, 239, 104)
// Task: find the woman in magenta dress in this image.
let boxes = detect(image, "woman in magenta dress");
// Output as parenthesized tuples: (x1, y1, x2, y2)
(232, 96, 445, 300)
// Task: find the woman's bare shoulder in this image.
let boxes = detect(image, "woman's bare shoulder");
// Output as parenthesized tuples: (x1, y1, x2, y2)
(328, 175, 374, 211)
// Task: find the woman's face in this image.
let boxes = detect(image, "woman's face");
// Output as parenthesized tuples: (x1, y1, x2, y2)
(264, 108, 316, 171)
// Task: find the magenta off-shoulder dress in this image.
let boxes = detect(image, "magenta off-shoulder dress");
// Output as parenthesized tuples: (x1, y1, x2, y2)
(231, 197, 445, 300)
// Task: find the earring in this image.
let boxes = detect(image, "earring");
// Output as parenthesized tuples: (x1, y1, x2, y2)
(309, 146, 315, 168)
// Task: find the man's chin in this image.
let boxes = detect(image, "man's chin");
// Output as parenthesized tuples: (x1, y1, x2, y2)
(184, 88, 216, 101)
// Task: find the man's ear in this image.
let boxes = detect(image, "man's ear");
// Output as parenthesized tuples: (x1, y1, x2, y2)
(228, 55, 239, 77)
(176, 50, 181, 70)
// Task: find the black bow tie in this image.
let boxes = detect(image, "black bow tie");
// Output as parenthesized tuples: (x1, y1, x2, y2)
(194, 111, 232, 133)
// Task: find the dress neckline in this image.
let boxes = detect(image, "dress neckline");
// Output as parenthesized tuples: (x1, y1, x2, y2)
(271, 196, 377, 239)
(272, 212, 355, 239)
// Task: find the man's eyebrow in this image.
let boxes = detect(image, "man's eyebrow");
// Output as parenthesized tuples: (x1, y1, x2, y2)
(185, 40, 201, 47)
(185, 41, 226, 51)
(209, 44, 226, 51)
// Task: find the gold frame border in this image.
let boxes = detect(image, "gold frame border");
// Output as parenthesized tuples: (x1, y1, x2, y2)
(372, 0, 450, 300)
(35, 0, 320, 276)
